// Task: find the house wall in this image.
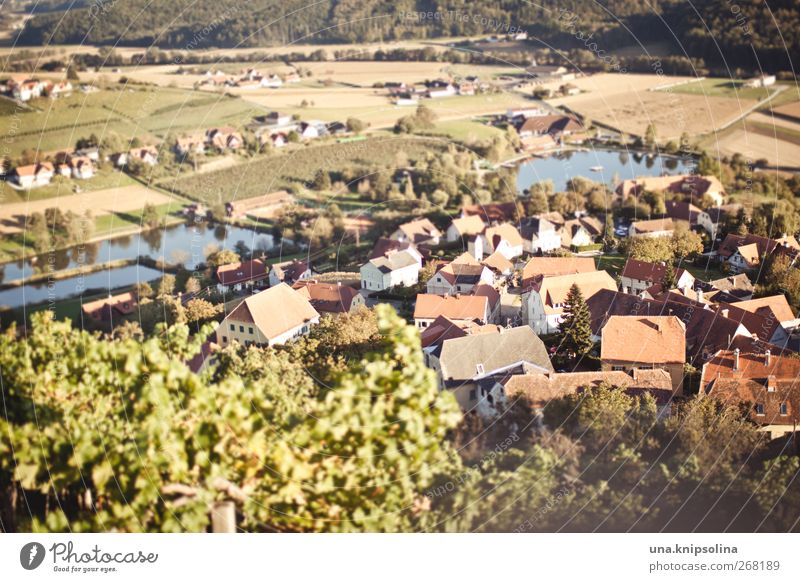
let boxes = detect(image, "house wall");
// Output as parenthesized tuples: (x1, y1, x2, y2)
(522, 291, 562, 334)
(600, 360, 685, 395)
(216, 314, 319, 347)
(524, 230, 561, 254)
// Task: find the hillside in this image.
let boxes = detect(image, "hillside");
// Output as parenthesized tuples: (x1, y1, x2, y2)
(15, 0, 800, 73)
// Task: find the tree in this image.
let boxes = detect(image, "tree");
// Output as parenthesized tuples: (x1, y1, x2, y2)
(184, 298, 221, 325)
(662, 264, 677, 290)
(158, 273, 176, 297)
(602, 213, 618, 252)
(142, 203, 160, 229)
(312, 169, 331, 191)
(556, 283, 594, 359)
(644, 123, 657, 148)
(671, 227, 703, 261)
(133, 281, 154, 300)
(625, 236, 674, 264)
(206, 249, 240, 268)
(345, 117, 367, 134)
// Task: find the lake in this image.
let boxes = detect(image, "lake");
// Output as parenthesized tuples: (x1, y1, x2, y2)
(0, 264, 163, 310)
(0, 221, 277, 309)
(516, 149, 694, 193)
(0, 221, 276, 284)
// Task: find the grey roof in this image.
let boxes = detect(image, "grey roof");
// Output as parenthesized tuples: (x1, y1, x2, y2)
(439, 326, 553, 382)
(368, 249, 419, 272)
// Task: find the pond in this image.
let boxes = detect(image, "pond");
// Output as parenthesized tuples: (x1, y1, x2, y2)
(0, 221, 276, 284)
(0, 264, 163, 310)
(516, 149, 695, 193)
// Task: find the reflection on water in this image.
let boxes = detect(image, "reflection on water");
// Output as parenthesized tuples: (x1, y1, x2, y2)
(517, 149, 694, 193)
(0, 264, 163, 310)
(0, 221, 275, 283)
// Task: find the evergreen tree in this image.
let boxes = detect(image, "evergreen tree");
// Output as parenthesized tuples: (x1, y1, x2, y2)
(662, 264, 677, 290)
(557, 283, 594, 358)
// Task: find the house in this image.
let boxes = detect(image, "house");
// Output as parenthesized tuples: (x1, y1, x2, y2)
(481, 223, 524, 259)
(446, 215, 485, 242)
(360, 249, 421, 292)
(716, 233, 800, 273)
(707, 273, 754, 301)
(481, 251, 514, 279)
(586, 289, 751, 364)
(68, 156, 94, 179)
(619, 259, 695, 295)
(431, 326, 553, 410)
(81, 292, 137, 323)
(264, 111, 293, 127)
(702, 348, 800, 439)
(176, 136, 206, 156)
(724, 295, 800, 331)
(419, 315, 501, 349)
(368, 238, 424, 265)
(215, 283, 320, 347)
(263, 132, 287, 148)
(525, 64, 567, 78)
(462, 202, 519, 225)
(426, 253, 494, 296)
(744, 75, 776, 88)
(225, 191, 294, 218)
(299, 122, 321, 139)
(523, 270, 617, 334)
(269, 259, 312, 287)
(559, 219, 595, 248)
(414, 294, 490, 329)
(294, 281, 365, 315)
(698, 203, 745, 238)
(664, 200, 702, 226)
(206, 127, 243, 150)
(600, 315, 687, 394)
(505, 107, 547, 121)
(521, 256, 596, 289)
(216, 259, 269, 293)
(426, 84, 456, 98)
(628, 218, 675, 238)
(517, 115, 583, 141)
(127, 146, 159, 166)
(616, 174, 726, 206)
(501, 369, 674, 421)
(519, 216, 562, 253)
(12, 162, 54, 188)
(390, 218, 441, 246)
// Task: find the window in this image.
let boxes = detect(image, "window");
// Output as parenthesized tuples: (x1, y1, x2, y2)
(755, 404, 765, 416)
(468, 389, 477, 401)
(222, 336, 227, 343)
(229, 323, 235, 331)
(248, 327, 254, 335)
(239, 325, 244, 333)
(780, 402, 788, 415)
(638, 365, 653, 370)
(611, 365, 625, 372)
(476, 363, 485, 375)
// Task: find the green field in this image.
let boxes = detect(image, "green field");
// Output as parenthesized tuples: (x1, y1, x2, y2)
(668, 78, 775, 101)
(162, 136, 449, 205)
(0, 86, 259, 157)
(418, 119, 504, 143)
(0, 167, 141, 204)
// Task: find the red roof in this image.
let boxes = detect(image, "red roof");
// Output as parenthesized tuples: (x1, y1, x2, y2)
(216, 259, 268, 286)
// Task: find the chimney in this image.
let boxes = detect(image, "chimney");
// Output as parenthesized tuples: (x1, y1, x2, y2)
(733, 348, 740, 371)
(765, 349, 771, 367)
(697, 289, 704, 303)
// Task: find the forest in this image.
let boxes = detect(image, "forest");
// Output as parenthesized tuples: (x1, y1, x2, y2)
(15, 0, 800, 74)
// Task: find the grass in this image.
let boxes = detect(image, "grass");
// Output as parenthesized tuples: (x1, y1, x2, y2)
(668, 78, 775, 102)
(0, 167, 141, 204)
(597, 254, 626, 277)
(93, 202, 184, 237)
(418, 119, 504, 142)
(0, 86, 258, 157)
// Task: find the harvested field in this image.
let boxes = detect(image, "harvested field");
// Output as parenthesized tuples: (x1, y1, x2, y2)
(0, 184, 177, 235)
(774, 101, 800, 122)
(548, 73, 757, 140)
(713, 128, 800, 169)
